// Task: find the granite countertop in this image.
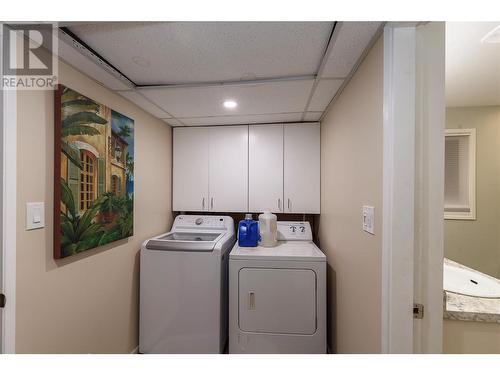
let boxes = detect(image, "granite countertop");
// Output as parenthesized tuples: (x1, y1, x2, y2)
(444, 259, 500, 324)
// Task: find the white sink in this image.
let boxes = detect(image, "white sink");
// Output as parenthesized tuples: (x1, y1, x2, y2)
(444, 262, 500, 298)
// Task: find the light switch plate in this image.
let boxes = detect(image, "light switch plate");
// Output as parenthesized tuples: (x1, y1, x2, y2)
(26, 202, 45, 230)
(362, 206, 375, 235)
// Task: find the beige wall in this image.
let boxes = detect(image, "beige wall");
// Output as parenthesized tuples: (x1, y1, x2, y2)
(445, 106, 500, 278)
(318, 37, 383, 353)
(444, 320, 500, 353)
(16, 60, 173, 353)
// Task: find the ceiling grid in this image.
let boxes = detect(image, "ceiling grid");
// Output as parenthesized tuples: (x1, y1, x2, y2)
(58, 22, 383, 126)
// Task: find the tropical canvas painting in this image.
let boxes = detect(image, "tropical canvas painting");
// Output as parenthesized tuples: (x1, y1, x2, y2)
(54, 85, 134, 259)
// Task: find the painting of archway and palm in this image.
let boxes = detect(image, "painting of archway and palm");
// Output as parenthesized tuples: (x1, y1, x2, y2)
(54, 85, 134, 259)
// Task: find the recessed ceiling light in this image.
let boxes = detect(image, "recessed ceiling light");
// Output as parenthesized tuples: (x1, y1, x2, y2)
(481, 25, 500, 44)
(223, 100, 238, 109)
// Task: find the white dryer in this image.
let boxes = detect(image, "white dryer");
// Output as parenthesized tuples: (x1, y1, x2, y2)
(140, 215, 235, 354)
(229, 221, 326, 353)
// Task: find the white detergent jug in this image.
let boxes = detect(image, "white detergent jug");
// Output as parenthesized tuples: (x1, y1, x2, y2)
(259, 211, 278, 247)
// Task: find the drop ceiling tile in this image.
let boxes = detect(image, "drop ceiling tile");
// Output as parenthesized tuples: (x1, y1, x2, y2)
(139, 80, 315, 118)
(57, 34, 132, 90)
(179, 112, 304, 126)
(321, 22, 382, 78)
(307, 79, 343, 112)
(303, 112, 323, 121)
(117, 91, 172, 118)
(162, 118, 184, 127)
(68, 22, 333, 85)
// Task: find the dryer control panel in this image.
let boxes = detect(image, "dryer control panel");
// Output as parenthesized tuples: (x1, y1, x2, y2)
(277, 221, 312, 241)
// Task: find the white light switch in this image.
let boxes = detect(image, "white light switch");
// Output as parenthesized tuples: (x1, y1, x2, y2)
(26, 202, 45, 230)
(362, 206, 375, 235)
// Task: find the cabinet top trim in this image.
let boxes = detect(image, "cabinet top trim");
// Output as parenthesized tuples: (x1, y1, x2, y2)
(173, 122, 320, 130)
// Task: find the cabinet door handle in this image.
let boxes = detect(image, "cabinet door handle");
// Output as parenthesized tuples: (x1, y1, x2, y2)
(278, 198, 281, 211)
(202, 197, 205, 210)
(211, 197, 214, 210)
(288, 198, 291, 211)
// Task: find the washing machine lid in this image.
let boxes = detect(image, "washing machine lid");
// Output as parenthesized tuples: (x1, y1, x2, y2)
(145, 231, 224, 251)
(230, 241, 325, 262)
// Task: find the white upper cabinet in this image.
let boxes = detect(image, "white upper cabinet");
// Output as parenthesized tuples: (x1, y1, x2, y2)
(284, 123, 320, 214)
(249, 124, 284, 213)
(173, 127, 209, 211)
(208, 126, 248, 212)
(173, 123, 319, 213)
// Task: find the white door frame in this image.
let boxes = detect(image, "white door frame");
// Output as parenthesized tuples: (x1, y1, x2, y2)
(412, 21, 445, 354)
(381, 22, 445, 354)
(1, 24, 17, 353)
(382, 23, 416, 354)
(1, 87, 17, 354)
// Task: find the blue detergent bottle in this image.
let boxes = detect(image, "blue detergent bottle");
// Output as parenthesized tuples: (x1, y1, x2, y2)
(238, 214, 259, 247)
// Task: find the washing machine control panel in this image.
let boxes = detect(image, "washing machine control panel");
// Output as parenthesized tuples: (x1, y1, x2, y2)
(277, 221, 313, 241)
(173, 215, 228, 230)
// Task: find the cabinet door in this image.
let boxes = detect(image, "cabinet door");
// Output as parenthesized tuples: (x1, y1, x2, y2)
(249, 124, 284, 213)
(284, 123, 320, 213)
(173, 127, 209, 211)
(208, 126, 248, 212)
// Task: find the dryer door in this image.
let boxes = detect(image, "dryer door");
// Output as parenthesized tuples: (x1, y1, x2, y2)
(238, 268, 316, 335)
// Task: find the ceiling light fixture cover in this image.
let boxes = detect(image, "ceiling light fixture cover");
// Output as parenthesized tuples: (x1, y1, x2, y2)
(223, 100, 238, 109)
(481, 25, 500, 44)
